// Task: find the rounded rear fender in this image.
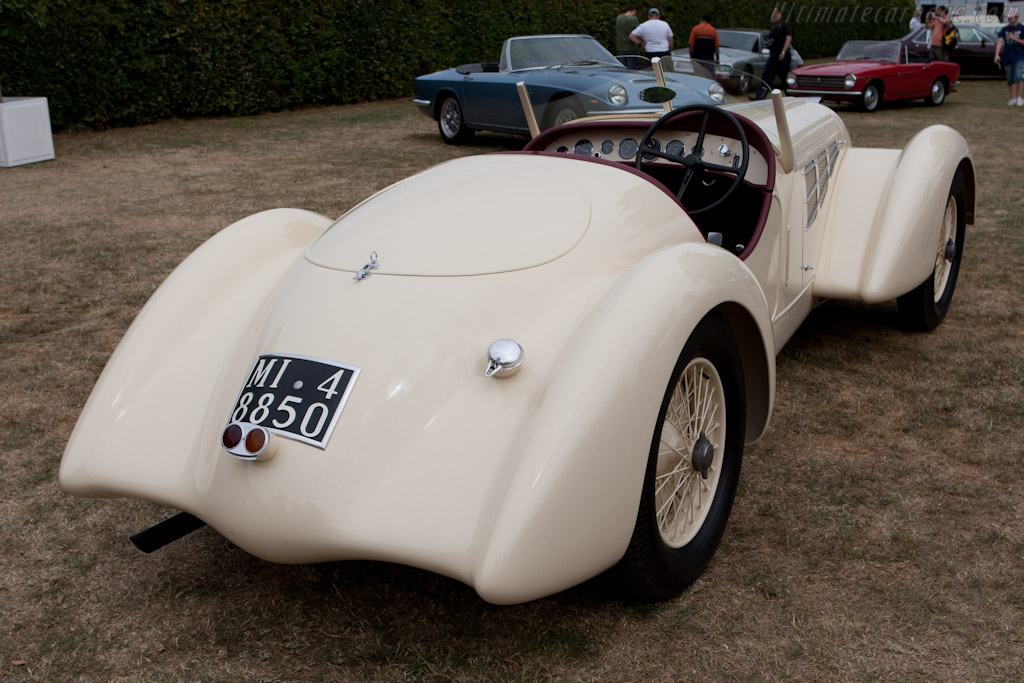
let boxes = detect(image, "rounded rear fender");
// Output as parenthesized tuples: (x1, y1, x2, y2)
(59, 209, 333, 496)
(473, 242, 775, 604)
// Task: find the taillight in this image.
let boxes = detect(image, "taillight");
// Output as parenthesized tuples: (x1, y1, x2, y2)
(222, 423, 276, 461)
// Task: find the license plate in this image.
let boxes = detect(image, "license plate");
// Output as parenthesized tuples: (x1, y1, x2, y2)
(227, 354, 360, 449)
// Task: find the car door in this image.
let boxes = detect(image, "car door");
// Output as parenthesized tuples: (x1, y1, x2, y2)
(754, 34, 770, 76)
(953, 26, 997, 73)
(459, 71, 528, 133)
(894, 48, 931, 98)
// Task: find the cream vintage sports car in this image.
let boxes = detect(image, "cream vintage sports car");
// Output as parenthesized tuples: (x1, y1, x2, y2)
(60, 62, 974, 605)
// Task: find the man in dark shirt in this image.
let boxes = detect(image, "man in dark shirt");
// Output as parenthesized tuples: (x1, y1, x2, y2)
(616, 4, 641, 69)
(995, 11, 1024, 105)
(751, 7, 793, 100)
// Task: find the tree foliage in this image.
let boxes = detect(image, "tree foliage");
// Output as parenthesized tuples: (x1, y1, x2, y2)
(0, 0, 914, 131)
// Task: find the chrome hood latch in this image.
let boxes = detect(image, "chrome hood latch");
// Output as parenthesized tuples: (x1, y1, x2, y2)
(353, 251, 379, 280)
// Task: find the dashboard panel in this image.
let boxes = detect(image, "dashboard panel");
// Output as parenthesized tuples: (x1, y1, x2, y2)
(541, 129, 769, 186)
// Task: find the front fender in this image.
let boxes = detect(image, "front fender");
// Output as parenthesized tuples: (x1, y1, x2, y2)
(473, 242, 775, 604)
(813, 125, 973, 302)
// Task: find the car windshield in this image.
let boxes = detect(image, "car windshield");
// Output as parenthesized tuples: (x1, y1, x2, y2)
(507, 36, 622, 71)
(956, 26, 994, 41)
(836, 41, 900, 63)
(717, 30, 759, 52)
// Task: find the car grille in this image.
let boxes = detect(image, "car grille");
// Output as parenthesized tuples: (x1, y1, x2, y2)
(795, 75, 848, 89)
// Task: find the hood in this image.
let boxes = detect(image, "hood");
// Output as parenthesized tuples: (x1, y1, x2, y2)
(717, 46, 759, 61)
(676, 45, 803, 69)
(531, 66, 713, 102)
(795, 61, 889, 77)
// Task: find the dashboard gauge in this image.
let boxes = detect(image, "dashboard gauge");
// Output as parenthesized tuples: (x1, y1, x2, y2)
(601, 140, 615, 155)
(718, 143, 732, 158)
(556, 146, 569, 154)
(665, 140, 686, 158)
(641, 138, 661, 161)
(573, 139, 594, 156)
(618, 138, 639, 159)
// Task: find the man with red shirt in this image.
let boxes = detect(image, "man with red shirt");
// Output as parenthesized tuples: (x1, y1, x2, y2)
(688, 15, 720, 78)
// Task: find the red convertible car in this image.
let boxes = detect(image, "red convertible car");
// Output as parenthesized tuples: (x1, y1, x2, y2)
(786, 40, 959, 112)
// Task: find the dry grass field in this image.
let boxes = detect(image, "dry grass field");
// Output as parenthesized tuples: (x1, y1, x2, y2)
(2, 78, 1023, 681)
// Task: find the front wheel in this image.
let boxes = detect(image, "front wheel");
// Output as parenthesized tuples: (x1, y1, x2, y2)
(612, 314, 746, 602)
(735, 67, 754, 95)
(926, 78, 946, 106)
(897, 170, 966, 330)
(861, 82, 881, 112)
(437, 96, 474, 145)
(543, 97, 583, 130)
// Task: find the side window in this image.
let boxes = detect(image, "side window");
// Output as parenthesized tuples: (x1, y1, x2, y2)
(803, 142, 841, 229)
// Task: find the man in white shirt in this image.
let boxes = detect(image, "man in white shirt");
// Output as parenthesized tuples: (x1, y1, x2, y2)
(909, 7, 923, 32)
(630, 8, 674, 70)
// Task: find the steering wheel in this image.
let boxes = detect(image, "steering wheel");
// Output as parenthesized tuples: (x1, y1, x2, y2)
(634, 104, 750, 215)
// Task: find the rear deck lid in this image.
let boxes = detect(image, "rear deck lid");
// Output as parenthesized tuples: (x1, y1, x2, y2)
(306, 156, 590, 276)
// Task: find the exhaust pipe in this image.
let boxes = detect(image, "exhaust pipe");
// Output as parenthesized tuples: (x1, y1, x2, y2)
(130, 511, 207, 553)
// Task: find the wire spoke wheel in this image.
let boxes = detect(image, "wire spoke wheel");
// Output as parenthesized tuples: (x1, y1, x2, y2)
(932, 194, 957, 303)
(612, 313, 745, 602)
(437, 96, 473, 144)
(655, 358, 726, 548)
(440, 100, 461, 137)
(897, 170, 966, 331)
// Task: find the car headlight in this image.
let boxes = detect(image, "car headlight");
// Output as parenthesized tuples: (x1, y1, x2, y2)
(708, 82, 726, 104)
(845, 74, 857, 89)
(785, 72, 797, 87)
(608, 84, 628, 106)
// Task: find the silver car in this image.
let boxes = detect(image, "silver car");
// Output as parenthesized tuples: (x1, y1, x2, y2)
(673, 28, 804, 94)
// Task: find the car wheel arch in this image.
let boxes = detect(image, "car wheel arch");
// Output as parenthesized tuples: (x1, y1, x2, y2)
(714, 301, 773, 445)
(896, 168, 967, 330)
(471, 246, 775, 603)
(955, 157, 976, 224)
(543, 93, 584, 128)
(862, 80, 884, 110)
(432, 88, 460, 120)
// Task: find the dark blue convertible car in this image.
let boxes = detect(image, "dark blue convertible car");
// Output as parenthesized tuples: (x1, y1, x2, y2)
(413, 34, 726, 144)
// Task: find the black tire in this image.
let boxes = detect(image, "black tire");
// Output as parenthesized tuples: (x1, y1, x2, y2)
(543, 97, 583, 130)
(437, 96, 474, 145)
(926, 78, 946, 106)
(861, 82, 882, 112)
(897, 170, 966, 331)
(612, 313, 746, 602)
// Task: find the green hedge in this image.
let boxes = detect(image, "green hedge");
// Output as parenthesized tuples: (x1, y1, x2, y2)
(0, 0, 914, 131)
